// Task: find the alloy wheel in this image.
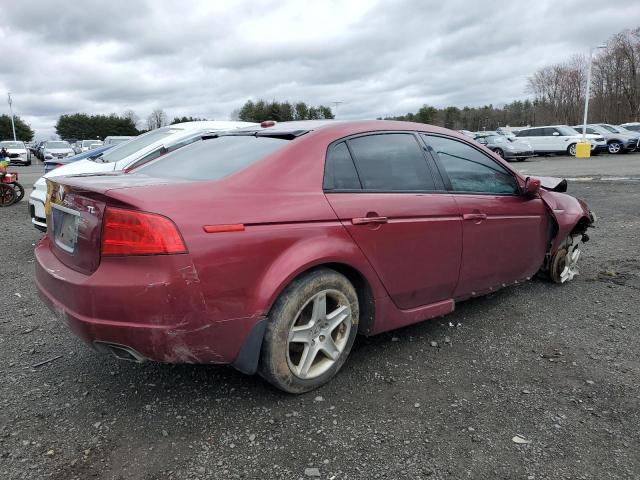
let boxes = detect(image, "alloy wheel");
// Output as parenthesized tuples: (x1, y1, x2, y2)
(287, 289, 352, 380)
(608, 142, 622, 154)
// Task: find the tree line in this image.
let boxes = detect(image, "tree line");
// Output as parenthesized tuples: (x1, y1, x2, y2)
(0, 114, 34, 141)
(233, 100, 334, 122)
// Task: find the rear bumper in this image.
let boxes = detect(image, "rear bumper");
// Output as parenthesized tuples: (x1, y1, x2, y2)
(34, 236, 257, 365)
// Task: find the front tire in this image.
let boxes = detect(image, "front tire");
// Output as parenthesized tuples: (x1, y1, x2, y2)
(607, 141, 622, 154)
(259, 268, 359, 394)
(494, 148, 504, 158)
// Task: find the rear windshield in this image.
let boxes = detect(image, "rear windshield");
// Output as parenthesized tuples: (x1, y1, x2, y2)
(100, 128, 174, 163)
(138, 135, 289, 181)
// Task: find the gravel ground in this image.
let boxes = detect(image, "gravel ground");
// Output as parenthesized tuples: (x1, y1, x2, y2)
(1, 158, 639, 479)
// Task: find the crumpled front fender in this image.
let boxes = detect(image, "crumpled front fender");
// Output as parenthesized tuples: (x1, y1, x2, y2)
(539, 189, 594, 253)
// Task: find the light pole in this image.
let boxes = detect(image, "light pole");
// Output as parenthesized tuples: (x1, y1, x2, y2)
(331, 101, 343, 119)
(7, 92, 17, 141)
(581, 44, 607, 141)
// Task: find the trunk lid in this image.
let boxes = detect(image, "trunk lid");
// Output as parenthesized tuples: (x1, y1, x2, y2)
(45, 179, 108, 275)
(45, 174, 182, 275)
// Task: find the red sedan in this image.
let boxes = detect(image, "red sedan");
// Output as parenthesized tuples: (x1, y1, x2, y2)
(35, 120, 594, 393)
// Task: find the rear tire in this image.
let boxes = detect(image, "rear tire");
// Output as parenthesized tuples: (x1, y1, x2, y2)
(567, 144, 577, 156)
(494, 148, 504, 158)
(259, 268, 359, 394)
(13, 182, 24, 202)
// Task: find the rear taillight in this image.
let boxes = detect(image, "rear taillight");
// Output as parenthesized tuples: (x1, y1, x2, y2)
(101, 207, 186, 256)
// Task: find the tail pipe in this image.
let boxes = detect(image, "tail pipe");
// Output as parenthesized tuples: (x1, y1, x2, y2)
(94, 341, 147, 363)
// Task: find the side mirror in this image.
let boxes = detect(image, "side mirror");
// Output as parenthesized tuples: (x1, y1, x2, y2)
(477, 138, 488, 145)
(523, 177, 541, 197)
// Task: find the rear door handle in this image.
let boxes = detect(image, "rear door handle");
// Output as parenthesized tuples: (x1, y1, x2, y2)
(463, 213, 487, 221)
(351, 216, 388, 225)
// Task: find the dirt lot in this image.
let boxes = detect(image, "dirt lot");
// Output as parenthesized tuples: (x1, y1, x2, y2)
(1, 156, 639, 479)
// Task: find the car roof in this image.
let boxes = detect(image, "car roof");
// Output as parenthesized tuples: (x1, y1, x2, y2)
(229, 119, 468, 139)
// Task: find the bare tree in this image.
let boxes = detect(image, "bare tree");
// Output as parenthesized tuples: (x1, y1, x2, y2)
(123, 109, 139, 127)
(146, 109, 167, 130)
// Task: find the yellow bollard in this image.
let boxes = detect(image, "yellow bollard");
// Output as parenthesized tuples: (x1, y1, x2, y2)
(575, 142, 591, 158)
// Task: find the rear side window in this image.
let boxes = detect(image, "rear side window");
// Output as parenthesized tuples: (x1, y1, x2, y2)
(423, 135, 519, 195)
(138, 135, 289, 181)
(324, 142, 361, 190)
(347, 133, 435, 191)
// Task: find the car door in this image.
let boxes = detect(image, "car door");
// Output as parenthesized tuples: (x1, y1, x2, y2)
(517, 128, 542, 152)
(546, 127, 567, 152)
(422, 134, 549, 298)
(324, 133, 463, 310)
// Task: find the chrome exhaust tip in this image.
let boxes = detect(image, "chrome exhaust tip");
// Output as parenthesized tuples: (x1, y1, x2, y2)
(94, 341, 146, 363)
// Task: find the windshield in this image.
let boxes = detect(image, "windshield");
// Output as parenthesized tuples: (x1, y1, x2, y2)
(99, 128, 175, 163)
(47, 141, 71, 148)
(0, 141, 24, 149)
(600, 124, 620, 133)
(557, 126, 579, 136)
(138, 135, 290, 181)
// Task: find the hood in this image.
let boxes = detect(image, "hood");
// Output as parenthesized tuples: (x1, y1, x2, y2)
(44, 158, 116, 178)
(537, 176, 568, 192)
(5, 147, 27, 154)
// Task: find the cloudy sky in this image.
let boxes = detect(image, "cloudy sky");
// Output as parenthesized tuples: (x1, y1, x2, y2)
(1, 0, 639, 139)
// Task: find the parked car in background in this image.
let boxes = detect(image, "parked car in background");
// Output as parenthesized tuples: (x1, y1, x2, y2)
(28, 121, 256, 231)
(35, 120, 595, 393)
(475, 134, 534, 161)
(41, 140, 76, 162)
(104, 135, 135, 146)
(79, 139, 103, 152)
(572, 124, 638, 154)
(0, 141, 31, 166)
(620, 122, 640, 133)
(43, 144, 114, 174)
(515, 125, 606, 156)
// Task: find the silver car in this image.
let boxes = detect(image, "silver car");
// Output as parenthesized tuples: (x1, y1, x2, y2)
(475, 134, 534, 162)
(573, 124, 639, 154)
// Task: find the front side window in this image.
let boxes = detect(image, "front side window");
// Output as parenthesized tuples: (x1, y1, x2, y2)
(324, 142, 361, 190)
(347, 133, 435, 191)
(423, 135, 519, 195)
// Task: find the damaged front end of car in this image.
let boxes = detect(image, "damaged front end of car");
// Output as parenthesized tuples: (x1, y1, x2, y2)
(534, 176, 596, 284)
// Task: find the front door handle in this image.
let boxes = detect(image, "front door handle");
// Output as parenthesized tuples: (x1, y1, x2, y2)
(352, 216, 388, 225)
(462, 213, 487, 221)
